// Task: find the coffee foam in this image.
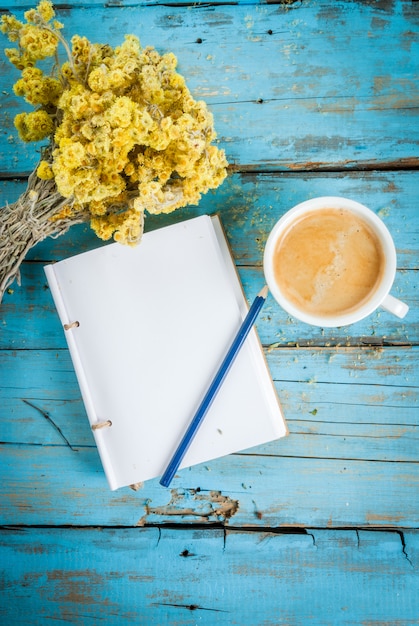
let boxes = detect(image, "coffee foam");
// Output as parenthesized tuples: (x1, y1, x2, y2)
(272, 208, 385, 317)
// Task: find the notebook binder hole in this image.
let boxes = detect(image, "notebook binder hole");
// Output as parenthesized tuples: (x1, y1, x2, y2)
(64, 320, 80, 330)
(92, 420, 113, 430)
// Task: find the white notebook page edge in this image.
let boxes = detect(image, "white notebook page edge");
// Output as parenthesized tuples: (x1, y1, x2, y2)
(210, 215, 285, 437)
(44, 263, 120, 489)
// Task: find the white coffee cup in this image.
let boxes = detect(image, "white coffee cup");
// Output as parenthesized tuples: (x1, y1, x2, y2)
(263, 196, 409, 327)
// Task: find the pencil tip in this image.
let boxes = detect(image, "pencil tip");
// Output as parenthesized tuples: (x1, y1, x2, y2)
(259, 285, 269, 299)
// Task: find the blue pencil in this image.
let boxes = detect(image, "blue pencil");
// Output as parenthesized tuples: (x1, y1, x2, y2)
(159, 285, 269, 488)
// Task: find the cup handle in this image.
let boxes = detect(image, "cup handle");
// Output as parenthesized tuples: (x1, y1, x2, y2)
(381, 293, 409, 319)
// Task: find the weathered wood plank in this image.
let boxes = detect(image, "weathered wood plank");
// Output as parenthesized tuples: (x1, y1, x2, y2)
(1, 2, 418, 173)
(1, 170, 418, 268)
(1, 528, 418, 625)
(1, 170, 417, 348)
(1, 263, 415, 349)
(2, 171, 417, 263)
(0, 0, 299, 6)
(1, 332, 417, 527)
(1, 346, 418, 445)
(1, 442, 418, 527)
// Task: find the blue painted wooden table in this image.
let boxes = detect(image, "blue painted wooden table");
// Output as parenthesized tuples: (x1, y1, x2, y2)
(1, 1, 418, 623)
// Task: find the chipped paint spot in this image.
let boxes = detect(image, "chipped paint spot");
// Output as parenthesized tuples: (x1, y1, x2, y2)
(137, 489, 239, 525)
(373, 75, 391, 94)
(384, 181, 397, 193)
(193, 87, 231, 98)
(365, 512, 405, 524)
(377, 206, 390, 218)
(47, 570, 106, 606)
(244, 15, 254, 29)
(282, 43, 298, 58)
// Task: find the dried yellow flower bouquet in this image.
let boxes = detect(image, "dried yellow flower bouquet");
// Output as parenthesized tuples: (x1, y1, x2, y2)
(0, 1, 228, 303)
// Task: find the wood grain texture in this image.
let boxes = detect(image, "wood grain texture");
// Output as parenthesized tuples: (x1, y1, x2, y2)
(1, 2, 418, 173)
(1, 341, 418, 529)
(2, 444, 419, 528)
(1, 528, 418, 625)
(2, 346, 418, 448)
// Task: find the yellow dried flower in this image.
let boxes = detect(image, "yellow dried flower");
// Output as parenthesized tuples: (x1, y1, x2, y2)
(21, 25, 58, 60)
(37, 160, 54, 180)
(106, 96, 136, 128)
(2, 1, 228, 245)
(2, 1, 59, 69)
(13, 67, 62, 105)
(15, 110, 54, 142)
(37, 0, 55, 22)
(91, 207, 144, 246)
(50, 202, 80, 222)
(0, 15, 24, 41)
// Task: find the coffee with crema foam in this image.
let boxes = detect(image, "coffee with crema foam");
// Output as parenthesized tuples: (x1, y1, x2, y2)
(272, 208, 386, 317)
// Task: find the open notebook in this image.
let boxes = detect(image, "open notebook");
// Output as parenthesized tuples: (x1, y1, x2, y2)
(45, 214, 287, 490)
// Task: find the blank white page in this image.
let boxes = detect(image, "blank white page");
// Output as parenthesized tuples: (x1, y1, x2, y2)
(45, 215, 286, 489)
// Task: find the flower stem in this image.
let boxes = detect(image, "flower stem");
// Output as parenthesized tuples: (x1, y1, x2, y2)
(0, 172, 86, 305)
